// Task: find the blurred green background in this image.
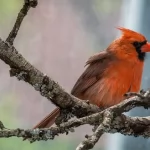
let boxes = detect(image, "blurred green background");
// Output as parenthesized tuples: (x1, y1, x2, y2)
(0, 0, 123, 149)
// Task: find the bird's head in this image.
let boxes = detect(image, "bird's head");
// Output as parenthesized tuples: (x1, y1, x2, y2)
(109, 27, 150, 61)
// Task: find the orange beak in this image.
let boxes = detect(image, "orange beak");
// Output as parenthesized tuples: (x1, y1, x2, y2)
(141, 42, 150, 52)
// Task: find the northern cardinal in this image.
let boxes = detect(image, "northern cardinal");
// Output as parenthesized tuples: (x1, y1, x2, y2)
(33, 27, 150, 129)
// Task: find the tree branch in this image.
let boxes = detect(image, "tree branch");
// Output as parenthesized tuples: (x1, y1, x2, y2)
(0, 0, 100, 118)
(6, 0, 38, 45)
(0, 108, 150, 144)
(0, 38, 100, 119)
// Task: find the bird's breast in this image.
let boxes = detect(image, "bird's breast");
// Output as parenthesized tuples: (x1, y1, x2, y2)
(86, 59, 144, 108)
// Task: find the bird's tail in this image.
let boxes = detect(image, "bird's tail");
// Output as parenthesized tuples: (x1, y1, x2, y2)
(33, 107, 60, 129)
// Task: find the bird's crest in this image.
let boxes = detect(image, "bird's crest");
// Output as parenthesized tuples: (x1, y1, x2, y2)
(117, 27, 146, 41)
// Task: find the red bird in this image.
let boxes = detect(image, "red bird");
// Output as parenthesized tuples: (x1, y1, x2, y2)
(33, 27, 150, 129)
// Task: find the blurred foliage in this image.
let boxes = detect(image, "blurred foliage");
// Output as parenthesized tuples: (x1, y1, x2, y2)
(95, 0, 122, 14)
(0, 0, 22, 19)
(0, 0, 22, 38)
(0, 93, 18, 128)
(0, 137, 74, 150)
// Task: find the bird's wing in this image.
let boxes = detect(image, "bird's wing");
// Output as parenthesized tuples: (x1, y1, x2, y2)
(71, 51, 113, 97)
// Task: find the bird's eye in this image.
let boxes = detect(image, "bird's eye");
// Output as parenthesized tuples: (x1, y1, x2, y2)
(133, 40, 147, 48)
(133, 41, 140, 47)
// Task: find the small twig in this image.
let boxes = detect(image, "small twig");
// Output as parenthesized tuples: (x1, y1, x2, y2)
(125, 92, 145, 99)
(76, 125, 104, 150)
(109, 94, 150, 114)
(76, 111, 112, 150)
(6, 0, 37, 45)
